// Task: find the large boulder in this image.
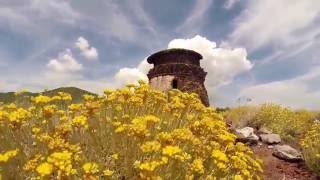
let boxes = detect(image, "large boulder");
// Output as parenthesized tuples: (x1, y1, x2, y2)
(273, 145, 303, 162)
(235, 127, 259, 145)
(260, 134, 281, 144)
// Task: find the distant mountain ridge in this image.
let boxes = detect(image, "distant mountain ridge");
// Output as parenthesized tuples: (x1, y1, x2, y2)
(0, 87, 96, 104)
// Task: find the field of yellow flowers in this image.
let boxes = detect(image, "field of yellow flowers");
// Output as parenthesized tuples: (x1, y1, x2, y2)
(224, 104, 320, 175)
(301, 123, 320, 174)
(0, 81, 262, 179)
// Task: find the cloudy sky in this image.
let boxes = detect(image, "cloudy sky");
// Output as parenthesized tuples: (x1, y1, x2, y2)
(0, 0, 320, 109)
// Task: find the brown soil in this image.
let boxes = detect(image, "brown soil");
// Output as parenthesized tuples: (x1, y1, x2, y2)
(252, 145, 319, 180)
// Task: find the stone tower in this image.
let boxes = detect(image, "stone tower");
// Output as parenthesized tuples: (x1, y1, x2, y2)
(147, 48, 209, 106)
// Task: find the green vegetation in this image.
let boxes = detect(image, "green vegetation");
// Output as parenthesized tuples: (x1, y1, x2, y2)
(301, 123, 320, 174)
(224, 104, 315, 144)
(0, 87, 95, 105)
(223, 103, 320, 175)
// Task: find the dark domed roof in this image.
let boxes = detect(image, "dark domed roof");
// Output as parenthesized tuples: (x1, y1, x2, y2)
(147, 48, 203, 64)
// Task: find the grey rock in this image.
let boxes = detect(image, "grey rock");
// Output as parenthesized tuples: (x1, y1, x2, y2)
(258, 127, 272, 134)
(235, 127, 259, 145)
(273, 145, 303, 162)
(260, 134, 281, 144)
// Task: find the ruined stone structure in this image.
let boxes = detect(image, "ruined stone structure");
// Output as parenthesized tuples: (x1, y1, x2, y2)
(147, 48, 210, 106)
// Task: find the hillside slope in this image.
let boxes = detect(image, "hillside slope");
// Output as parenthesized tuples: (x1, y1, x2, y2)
(0, 87, 96, 104)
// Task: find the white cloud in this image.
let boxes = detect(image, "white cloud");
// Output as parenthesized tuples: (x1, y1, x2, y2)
(126, 0, 157, 36)
(168, 35, 253, 88)
(75, 37, 98, 60)
(176, 0, 213, 34)
(114, 67, 148, 86)
(47, 49, 83, 72)
(114, 35, 253, 104)
(137, 58, 153, 74)
(114, 58, 152, 86)
(240, 67, 320, 109)
(224, 0, 240, 9)
(0, 0, 149, 45)
(0, 0, 80, 34)
(230, 0, 320, 51)
(29, 0, 80, 24)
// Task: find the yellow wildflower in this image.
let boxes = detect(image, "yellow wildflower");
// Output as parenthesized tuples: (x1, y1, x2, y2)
(8, 108, 31, 127)
(36, 162, 53, 176)
(191, 159, 204, 174)
(103, 89, 114, 95)
(32, 127, 41, 134)
(234, 175, 243, 180)
(115, 125, 126, 133)
(0, 82, 263, 179)
(72, 115, 88, 129)
(103, 169, 114, 176)
(174, 152, 191, 161)
(137, 161, 162, 172)
(50, 95, 62, 101)
(0, 149, 18, 162)
(111, 153, 119, 160)
(6, 103, 17, 110)
(83, 162, 99, 174)
(33, 95, 51, 104)
(58, 92, 72, 101)
(68, 104, 82, 111)
(83, 94, 95, 101)
(0, 110, 8, 122)
(140, 141, 161, 153)
(43, 105, 56, 118)
(47, 150, 76, 176)
(24, 154, 42, 171)
(162, 145, 182, 157)
(212, 149, 228, 162)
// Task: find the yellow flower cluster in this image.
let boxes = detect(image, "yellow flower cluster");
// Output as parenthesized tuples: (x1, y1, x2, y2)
(300, 123, 320, 174)
(140, 141, 161, 153)
(82, 162, 99, 174)
(190, 158, 204, 174)
(47, 151, 77, 176)
(0, 81, 262, 179)
(0, 149, 18, 163)
(7, 108, 31, 128)
(224, 104, 316, 143)
(162, 145, 182, 156)
(36, 162, 53, 177)
(33, 95, 51, 104)
(72, 115, 88, 129)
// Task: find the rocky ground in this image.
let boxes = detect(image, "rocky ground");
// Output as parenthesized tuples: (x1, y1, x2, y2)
(233, 126, 319, 180)
(253, 145, 318, 180)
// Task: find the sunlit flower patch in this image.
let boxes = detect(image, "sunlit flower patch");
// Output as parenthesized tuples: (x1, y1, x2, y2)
(0, 81, 262, 179)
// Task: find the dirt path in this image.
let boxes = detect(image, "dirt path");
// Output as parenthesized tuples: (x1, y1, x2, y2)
(252, 145, 319, 180)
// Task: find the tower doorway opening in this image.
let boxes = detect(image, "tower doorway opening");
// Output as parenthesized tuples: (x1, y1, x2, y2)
(172, 79, 178, 89)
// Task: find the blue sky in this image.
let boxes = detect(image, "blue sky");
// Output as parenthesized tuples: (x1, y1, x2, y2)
(0, 0, 320, 109)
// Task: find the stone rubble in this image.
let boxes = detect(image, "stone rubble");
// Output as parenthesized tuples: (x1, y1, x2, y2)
(234, 126, 303, 163)
(235, 127, 259, 145)
(272, 145, 303, 162)
(260, 134, 281, 144)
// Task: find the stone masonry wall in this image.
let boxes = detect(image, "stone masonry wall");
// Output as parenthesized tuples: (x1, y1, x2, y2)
(147, 48, 210, 107)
